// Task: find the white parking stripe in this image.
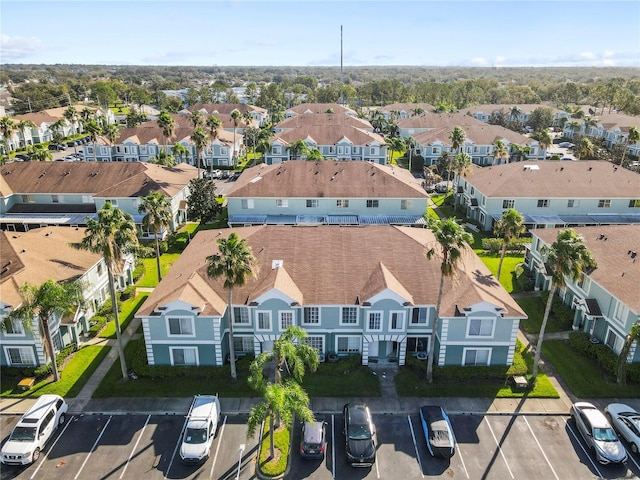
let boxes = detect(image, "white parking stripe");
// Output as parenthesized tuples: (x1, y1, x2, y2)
(406, 415, 424, 478)
(209, 415, 227, 479)
(120, 415, 150, 479)
(30, 415, 75, 480)
(164, 413, 191, 479)
(331, 415, 336, 480)
(453, 435, 470, 479)
(625, 446, 640, 472)
(74, 416, 112, 480)
(523, 416, 559, 480)
(565, 418, 604, 479)
(484, 416, 514, 479)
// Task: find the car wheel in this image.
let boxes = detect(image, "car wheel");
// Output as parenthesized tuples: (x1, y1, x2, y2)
(632, 443, 639, 454)
(59, 413, 66, 426)
(32, 448, 40, 462)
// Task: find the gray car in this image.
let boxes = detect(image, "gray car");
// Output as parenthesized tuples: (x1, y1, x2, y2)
(299, 421, 326, 459)
(571, 402, 627, 465)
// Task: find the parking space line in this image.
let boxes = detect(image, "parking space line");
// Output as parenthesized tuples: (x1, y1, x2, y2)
(375, 445, 380, 479)
(564, 418, 604, 479)
(626, 446, 640, 472)
(406, 415, 424, 479)
(453, 438, 470, 479)
(30, 415, 75, 480)
(484, 416, 514, 479)
(120, 414, 150, 479)
(164, 413, 190, 479)
(523, 416, 559, 480)
(74, 415, 112, 480)
(209, 415, 227, 479)
(331, 414, 335, 479)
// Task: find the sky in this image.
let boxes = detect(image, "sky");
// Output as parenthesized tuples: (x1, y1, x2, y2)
(1, 0, 639, 67)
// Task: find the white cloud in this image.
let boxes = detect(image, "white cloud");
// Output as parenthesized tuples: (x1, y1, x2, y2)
(578, 52, 596, 60)
(0, 34, 42, 61)
(469, 57, 489, 66)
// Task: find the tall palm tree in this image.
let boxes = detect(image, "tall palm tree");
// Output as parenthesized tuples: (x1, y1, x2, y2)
(63, 106, 79, 156)
(171, 142, 189, 165)
(536, 130, 553, 157)
(492, 139, 509, 165)
(448, 126, 466, 183)
(49, 119, 66, 145)
(575, 137, 594, 160)
(205, 114, 222, 168)
(306, 148, 324, 161)
(287, 139, 308, 160)
(16, 120, 36, 150)
(31, 148, 53, 162)
(6, 280, 84, 382)
(617, 321, 640, 385)
(582, 116, 598, 138)
(405, 136, 416, 172)
(532, 229, 596, 383)
(190, 127, 208, 177)
(157, 111, 175, 155)
(85, 120, 102, 162)
(230, 109, 242, 163)
(138, 192, 172, 282)
(206, 232, 258, 381)
(493, 209, 525, 282)
(386, 137, 405, 164)
(425, 218, 473, 383)
(620, 125, 639, 167)
(72, 203, 139, 380)
(242, 110, 254, 129)
(103, 123, 121, 157)
(189, 110, 205, 129)
(510, 106, 522, 125)
(256, 138, 271, 163)
(1, 116, 18, 156)
(452, 152, 472, 194)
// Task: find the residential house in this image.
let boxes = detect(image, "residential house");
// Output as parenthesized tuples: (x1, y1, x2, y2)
(0, 227, 134, 368)
(0, 162, 197, 237)
(379, 103, 435, 120)
(525, 225, 640, 363)
(469, 104, 568, 128)
(284, 103, 357, 118)
(225, 161, 428, 227)
(563, 111, 640, 158)
(396, 112, 486, 138)
(455, 161, 640, 231)
(137, 225, 526, 368)
(188, 103, 268, 126)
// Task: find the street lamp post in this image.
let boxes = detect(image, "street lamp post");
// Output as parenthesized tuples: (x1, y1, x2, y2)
(235, 443, 246, 480)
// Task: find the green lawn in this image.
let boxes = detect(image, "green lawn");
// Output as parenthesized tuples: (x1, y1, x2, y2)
(258, 419, 290, 477)
(543, 340, 640, 398)
(516, 296, 569, 334)
(135, 254, 181, 288)
(1, 345, 111, 398)
(302, 360, 381, 397)
(100, 293, 149, 338)
(476, 254, 523, 293)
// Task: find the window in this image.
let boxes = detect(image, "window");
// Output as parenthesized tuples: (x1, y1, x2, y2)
(106, 199, 118, 206)
(537, 199, 549, 208)
(629, 199, 640, 208)
(464, 348, 491, 366)
(275, 199, 288, 208)
(170, 347, 198, 366)
(401, 200, 412, 210)
(305, 336, 324, 353)
(5, 347, 35, 365)
(241, 199, 254, 209)
(233, 307, 250, 325)
(411, 308, 427, 324)
(598, 199, 611, 208)
(22, 195, 35, 203)
(341, 307, 358, 325)
(52, 195, 59, 203)
(97, 262, 104, 277)
(306, 199, 319, 208)
(82, 195, 92, 203)
(257, 311, 271, 330)
(367, 312, 382, 331)
(366, 200, 379, 208)
(481, 195, 486, 206)
(234, 336, 254, 353)
(336, 199, 350, 208)
(432, 147, 441, 154)
(3, 318, 24, 335)
(337, 336, 361, 354)
(567, 199, 581, 208)
(470, 187, 475, 195)
(370, 147, 379, 155)
(272, 146, 281, 155)
(406, 337, 429, 353)
(280, 311, 294, 330)
(467, 318, 494, 337)
(502, 199, 515, 209)
(613, 301, 628, 323)
(168, 317, 194, 336)
(352, 146, 360, 154)
(303, 307, 319, 325)
(606, 329, 623, 354)
(390, 312, 405, 331)
(328, 146, 335, 154)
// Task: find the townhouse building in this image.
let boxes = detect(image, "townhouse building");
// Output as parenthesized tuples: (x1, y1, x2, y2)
(379, 103, 435, 120)
(563, 111, 640, 160)
(468, 104, 568, 128)
(284, 103, 357, 118)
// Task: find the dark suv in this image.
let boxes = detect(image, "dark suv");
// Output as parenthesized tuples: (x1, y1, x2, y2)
(343, 403, 376, 467)
(48, 144, 65, 151)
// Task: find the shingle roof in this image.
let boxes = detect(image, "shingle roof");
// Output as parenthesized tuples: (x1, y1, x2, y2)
(137, 225, 526, 318)
(468, 104, 563, 115)
(397, 112, 487, 129)
(531, 225, 640, 311)
(116, 116, 236, 146)
(225, 161, 428, 199)
(379, 103, 435, 113)
(188, 103, 267, 115)
(276, 113, 372, 130)
(465, 161, 639, 198)
(273, 124, 383, 147)
(286, 103, 356, 115)
(413, 124, 533, 147)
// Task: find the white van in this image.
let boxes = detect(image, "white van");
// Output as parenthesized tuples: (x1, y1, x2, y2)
(1, 395, 68, 466)
(180, 395, 221, 464)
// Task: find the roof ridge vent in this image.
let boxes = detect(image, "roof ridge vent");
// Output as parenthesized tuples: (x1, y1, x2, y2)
(272, 259, 283, 269)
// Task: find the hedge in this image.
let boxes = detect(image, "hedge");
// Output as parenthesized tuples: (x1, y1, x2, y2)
(0, 343, 77, 381)
(568, 331, 640, 383)
(481, 237, 530, 254)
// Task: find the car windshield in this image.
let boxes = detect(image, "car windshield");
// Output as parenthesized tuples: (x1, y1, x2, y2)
(184, 427, 207, 444)
(348, 424, 372, 440)
(9, 426, 36, 442)
(593, 427, 618, 441)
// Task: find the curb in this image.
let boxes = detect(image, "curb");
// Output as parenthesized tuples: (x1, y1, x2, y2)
(254, 419, 293, 480)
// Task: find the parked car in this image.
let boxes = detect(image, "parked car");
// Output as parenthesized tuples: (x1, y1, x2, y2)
(343, 403, 376, 467)
(300, 420, 327, 459)
(605, 403, 640, 454)
(570, 402, 627, 465)
(221, 170, 230, 179)
(0, 395, 68, 466)
(179, 395, 220, 464)
(211, 169, 222, 179)
(48, 144, 65, 151)
(230, 171, 241, 181)
(15, 154, 31, 161)
(419, 405, 456, 458)
(558, 142, 575, 148)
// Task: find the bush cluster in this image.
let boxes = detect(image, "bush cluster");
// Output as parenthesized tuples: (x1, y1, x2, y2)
(119, 285, 137, 301)
(481, 237, 530, 254)
(513, 264, 535, 292)
(1, 343, 78, 381)
(541, 292, 575, 330)
(568, 332, 640, 383)
(320, 354, 363, 375)
(132, 261, 145, 282)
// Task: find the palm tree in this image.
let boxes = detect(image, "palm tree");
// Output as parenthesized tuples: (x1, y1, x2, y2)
(242, 110, 254, 130)
(582, 116, 598, 138)
(149, 150, 176, 167)
(448, 126, 466, 183)
(16, 120, 36, 150)
(172, 142, 189, 165)
(306, 148, 323, 161)
(6, 280, 84, 382)
(31, 148, 53, 162)
(156, 111, 175, 154)
(256, 138, 271, 163)
(617, 321, 640, 385)
(205, 114, 222, 169)
(411, 107, 425, 116)
(405, 136, 416, 172)
(63, 106, 79, 156)
(138, 192, 172, 282)
(190, 127, 208, 177)
(532, 229, 597, 383)
(206, 232, 258, 381)
(452, 152, 472, 194)
(510, 106, 522, 124)
(189, 110, 205, 129)
(575, 137, 594, 160)
(103, 123, 121, 151)
(230, 109, 242, 163)
(537, 130, 553, 156)
(85, 120, 102, 162)
(425, 218, 473, 383)
(49, 119, 66, 145)
(620, 125, 639, 167)
(386, 137, 405, 164)
(492, 139, 509, 165)
(287, 139, 308, 160)
(72, 202, 139, 380)
(1, 116, 17, 156)
(493, 209, 525, 282)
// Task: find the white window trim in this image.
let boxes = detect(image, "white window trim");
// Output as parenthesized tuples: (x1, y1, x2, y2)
(305, 335, 325, 353)
(605, 328, 624, 355)
(612, 301, 628, 327)
(234, 335, 254, 353)
(340, 307, 358, 326)
(410, 307, 428, 325)
(389, 311, 405, 331)
(335, 335, 362, 354)
(462, 347, 492, 366)
(366, 311, 383, 332)
(2, 318, 25, 336)
(276, 199, 288, 208)
(302, 306, 320, 326)
(466, 317, 496, 338)
(256, 311, 272, 331)
(166, 316, 196, 338)
(233, 306, 250, 325)
(3, 346, 35, 365)
(278, 310, 295, 331)
(169, 346, 199, 366)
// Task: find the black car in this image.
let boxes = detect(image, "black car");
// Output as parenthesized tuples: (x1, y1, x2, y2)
(48, 144, 66, 151)
(15, 154, 31, 161)
(343, 403, 375, 467)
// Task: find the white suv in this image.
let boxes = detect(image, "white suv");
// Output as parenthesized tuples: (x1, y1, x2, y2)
(1, 395, 68, 466)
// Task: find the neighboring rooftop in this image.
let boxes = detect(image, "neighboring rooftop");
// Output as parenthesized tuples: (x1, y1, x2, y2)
(413, 123, 534, 147)
(397, 112, 487, 130)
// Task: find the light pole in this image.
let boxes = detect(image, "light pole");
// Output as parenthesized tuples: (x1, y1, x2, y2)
(235, 443, 245, 480)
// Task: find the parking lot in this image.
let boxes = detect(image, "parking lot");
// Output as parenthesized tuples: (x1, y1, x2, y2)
(2, 412, 639, 480)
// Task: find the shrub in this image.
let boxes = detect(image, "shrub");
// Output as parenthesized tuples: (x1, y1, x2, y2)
(481, 237, 529, 254)
(513, 264, 535, 292)
(98, 296, 122, 317)
(539, 291, 576, 330)
(1, 344, 78, 381)
(88, 315, 108, 335)
(119, 285, 137, 301)
(568, 331, 630, 380)
(259, 418, 290, 477)
(132, 261, 145, 282)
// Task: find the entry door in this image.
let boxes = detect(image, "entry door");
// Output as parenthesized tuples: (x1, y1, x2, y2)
(261, 341, 274, 353)
(368, 341, 379, 358)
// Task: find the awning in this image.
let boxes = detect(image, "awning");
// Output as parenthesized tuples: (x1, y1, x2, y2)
(584, 298, 603, 316)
